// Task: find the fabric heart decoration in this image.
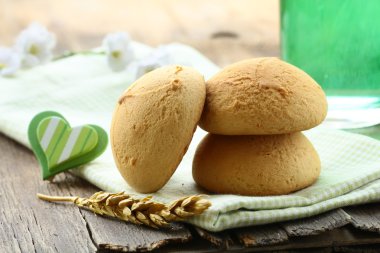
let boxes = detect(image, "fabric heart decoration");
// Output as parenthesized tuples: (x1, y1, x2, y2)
(28, 111, 108, 180)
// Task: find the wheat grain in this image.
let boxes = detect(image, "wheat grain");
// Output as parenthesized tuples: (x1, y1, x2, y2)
(37, 191, 211, 229)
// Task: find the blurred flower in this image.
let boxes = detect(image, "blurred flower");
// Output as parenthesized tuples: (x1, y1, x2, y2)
(0, 47, 21, 77)
(135, 46, 170, 78)
(103, 32, 134, 71)
(15, 22, 56, 68)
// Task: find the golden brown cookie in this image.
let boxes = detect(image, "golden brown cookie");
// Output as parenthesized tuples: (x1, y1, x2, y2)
(193, 132, 321, 196)
(111, 65, 206, 193)
(199, 58, 328, 135)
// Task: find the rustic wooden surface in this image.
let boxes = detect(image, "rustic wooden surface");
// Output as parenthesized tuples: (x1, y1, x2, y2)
(0, 136, 96, 253)
(282, 209, 352, 237)
(1, 133, 380, 252)
(0, 134, 194, 252)
(345, 204, 380, 234)
(1, 0, 380, 252)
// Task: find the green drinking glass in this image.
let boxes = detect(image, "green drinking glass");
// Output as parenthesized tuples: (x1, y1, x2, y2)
(281, 0, 380, 138)
(281, 0, 380, 95)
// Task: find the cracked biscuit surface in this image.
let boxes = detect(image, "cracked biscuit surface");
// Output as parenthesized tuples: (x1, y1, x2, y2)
(111, 65, 206, 193)
(192, 132, 321, 196)
(199, 58, 328, 135)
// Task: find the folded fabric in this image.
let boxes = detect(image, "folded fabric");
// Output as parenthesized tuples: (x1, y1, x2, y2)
(324, 97, 380, 140)
(1, 42, 380, 232)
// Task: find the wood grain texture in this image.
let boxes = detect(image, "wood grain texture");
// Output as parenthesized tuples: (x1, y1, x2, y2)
(231, 227, 380, 252)
(194, 227, 233, 249)
(84, 215, 192, 252)
(0, 135, 96, 252)
(0, 134, 192, 252)
(344, 203, 380, 234)
(282, 209, 352, 237)
(233, 225, 289, 247)
(1, 132, 380, 252)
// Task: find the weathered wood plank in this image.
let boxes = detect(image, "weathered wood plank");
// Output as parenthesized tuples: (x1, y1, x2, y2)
(46, 173, 193, 252)
(0, 134, 96, 253)
(344, 203, 380, 233)
(233, 225, 289, 247)
(229, 227, 380, 252)
(193, 227, 233, 249)
(2, 130, 380, 253)
(83, 212, 192, 252)
(282, 209, 351, 237)
(0, 134, 193, 252)
(150, 239, 224, 253)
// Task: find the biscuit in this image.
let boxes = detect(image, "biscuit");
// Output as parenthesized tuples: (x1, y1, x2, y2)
(199, 58, 328, 135)
(111, 66, 206, 193)
(193, 132, 321, 196)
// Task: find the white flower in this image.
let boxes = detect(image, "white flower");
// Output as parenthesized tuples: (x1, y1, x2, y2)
(135, 46, 170, 78)
(0, 47, 21, 77)
(15, 22, 56, 68)
(103, 32, 134, 72)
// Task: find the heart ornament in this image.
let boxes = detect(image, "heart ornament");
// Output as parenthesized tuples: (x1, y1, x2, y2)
(28, 111, 108, 180)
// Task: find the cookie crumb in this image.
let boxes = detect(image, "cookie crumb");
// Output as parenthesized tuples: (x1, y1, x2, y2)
(175, 66, 183, 74)
(171, 79, 181, 90)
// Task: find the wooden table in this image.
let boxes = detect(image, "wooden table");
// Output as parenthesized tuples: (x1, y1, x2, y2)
(2, 134, 380, 252)
(1, 1, 380, 252)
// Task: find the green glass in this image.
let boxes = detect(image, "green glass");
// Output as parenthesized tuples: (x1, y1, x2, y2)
(281, 0, 380, 97)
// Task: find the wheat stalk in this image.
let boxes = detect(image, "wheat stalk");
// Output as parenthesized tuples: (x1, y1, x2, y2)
(37, 191, 211, 229)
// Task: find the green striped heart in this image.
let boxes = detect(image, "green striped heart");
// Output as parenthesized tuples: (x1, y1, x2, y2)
(28, 111, 108, 180)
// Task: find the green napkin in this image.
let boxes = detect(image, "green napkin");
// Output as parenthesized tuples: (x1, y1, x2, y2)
(1, 42, 380, 232)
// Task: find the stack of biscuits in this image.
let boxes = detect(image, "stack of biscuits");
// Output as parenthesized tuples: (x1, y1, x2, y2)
(111, 58, 328, 196)
(193, 58, 328, 196)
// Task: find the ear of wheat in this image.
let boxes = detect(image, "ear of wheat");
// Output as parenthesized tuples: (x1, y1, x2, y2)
(37, 191, 211, 229)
